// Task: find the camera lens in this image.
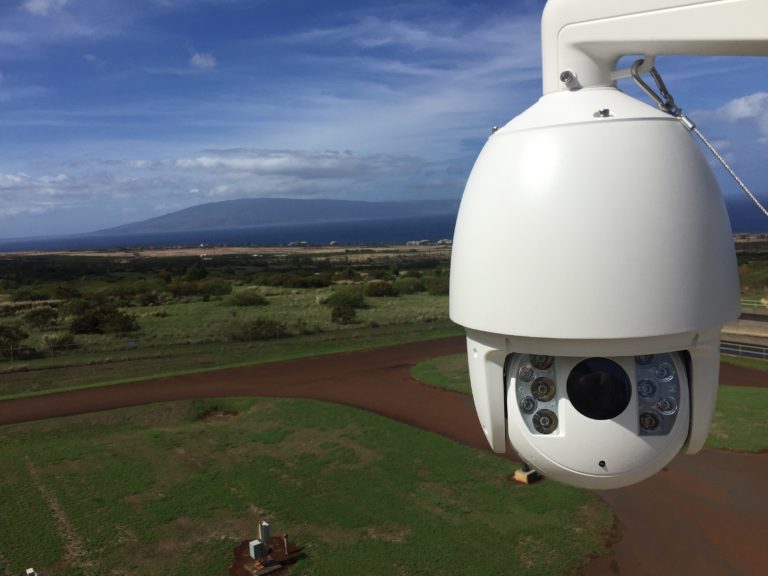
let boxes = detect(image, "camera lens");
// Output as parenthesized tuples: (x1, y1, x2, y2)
(567, 358, 632, 420)
(533, 409, 558, 434)
(531, 377, 556, 402)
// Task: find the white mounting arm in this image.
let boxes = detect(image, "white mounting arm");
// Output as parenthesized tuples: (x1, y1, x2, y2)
(542, 0, 768, 94)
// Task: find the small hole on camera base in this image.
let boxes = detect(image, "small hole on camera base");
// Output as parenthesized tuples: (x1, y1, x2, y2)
(598, 460, 606, 468)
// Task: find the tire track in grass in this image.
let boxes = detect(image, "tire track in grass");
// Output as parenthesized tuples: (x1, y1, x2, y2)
(24, 456, 95, 576)
(0, 550, 12, 576)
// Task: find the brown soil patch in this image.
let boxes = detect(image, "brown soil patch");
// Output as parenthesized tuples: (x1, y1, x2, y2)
(2, 243, 451, 262)
(2, 337, 767, 576)
(719, 361, 768, 387)
(197, 409, 240, 422)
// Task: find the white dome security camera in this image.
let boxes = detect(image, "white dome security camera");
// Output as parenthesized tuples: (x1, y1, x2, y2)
(449, 0, 768, 489)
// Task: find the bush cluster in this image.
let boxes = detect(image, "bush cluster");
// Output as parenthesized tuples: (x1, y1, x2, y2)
(42, 332, 76, 353)
(167, 278, 232, 298)
(22, 306, 59, 330)
(69, 303, 139, 334)
(228, 319, 289, 341)
(225, 289, 269, 307)
(393, 277, 426, 295)
(323, 286, 366, 309)
(331, 304, 357, 324)
(260, 272, 333, 289)
(423, 274, 449, 295)
(364, 281, 399, 297)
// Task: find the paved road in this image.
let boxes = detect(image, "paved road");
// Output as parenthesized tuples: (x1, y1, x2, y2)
(1, 337, 765, 575)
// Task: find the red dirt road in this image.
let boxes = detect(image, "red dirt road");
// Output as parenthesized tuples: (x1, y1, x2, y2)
(1, 336, 766, 575)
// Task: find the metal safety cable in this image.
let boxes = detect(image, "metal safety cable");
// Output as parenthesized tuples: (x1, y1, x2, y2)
(630, 59, 768, 219)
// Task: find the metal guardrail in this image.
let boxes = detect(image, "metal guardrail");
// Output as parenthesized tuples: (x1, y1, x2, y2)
(720, 340, 768, 361)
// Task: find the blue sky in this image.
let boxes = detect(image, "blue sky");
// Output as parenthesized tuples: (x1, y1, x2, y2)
(0, 0, 767, 238)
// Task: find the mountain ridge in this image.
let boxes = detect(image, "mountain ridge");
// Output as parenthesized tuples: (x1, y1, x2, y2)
(93, 195, 767, 236)
(94, 198, 460, 235)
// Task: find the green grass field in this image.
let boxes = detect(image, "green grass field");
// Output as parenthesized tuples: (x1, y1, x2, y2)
(411, 354, 768, 453)
(0, 398, 612, 576)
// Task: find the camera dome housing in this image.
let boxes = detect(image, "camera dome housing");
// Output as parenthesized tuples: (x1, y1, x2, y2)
(449, 0, 768, 489)
(449, 87, 739, 490)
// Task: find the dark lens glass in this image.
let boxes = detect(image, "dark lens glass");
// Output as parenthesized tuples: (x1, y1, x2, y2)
(567, 358, 632, 420)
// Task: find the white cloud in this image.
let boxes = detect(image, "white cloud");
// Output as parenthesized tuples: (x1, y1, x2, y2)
(83, 53, 106, 66)
(717, 92, 768, 144)
(717, 93, 768, 121)
(22, 0, 69, 16)
(190, 52, 217, 69)
(172, 149, 421, 179)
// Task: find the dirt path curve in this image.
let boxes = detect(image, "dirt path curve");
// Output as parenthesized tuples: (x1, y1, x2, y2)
(1, 337, 766, 575)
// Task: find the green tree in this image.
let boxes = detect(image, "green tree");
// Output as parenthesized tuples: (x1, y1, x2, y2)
(0, 323, 29, 358)
(323, 286, 366, 309)
(22, 306, 59, 330)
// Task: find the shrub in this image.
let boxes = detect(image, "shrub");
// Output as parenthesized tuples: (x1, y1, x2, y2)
(364, 281, 399, 297)
(42, 332, 76, 353)
(138, 291, 162, 306)
(423, 275, 450, 295)
(261, 272, 332, 289)
(52, 284, 82, 299)
(323, 286, 366, 309)
(293, 319, 322, 335)
(22, 306, 59, 330)
(226, 290, 269, 307)
(394, 277, 426, 295)
(333, 268, 361, 282)
(62, 298, 98, 317)
(166, 278, 232, 299)
(198, 278, 233, 297)
(167, 279, 198, 298)
(368, 269, 395, 281)
(331, 304, 357, 324)
(69, 303, 139, 334)
(228, 319, 289, 341)
(10, 288, 50, 302)
(184, 262, 208, 281)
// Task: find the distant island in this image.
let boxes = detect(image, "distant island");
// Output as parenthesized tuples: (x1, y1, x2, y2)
(94, 198, 460, 236)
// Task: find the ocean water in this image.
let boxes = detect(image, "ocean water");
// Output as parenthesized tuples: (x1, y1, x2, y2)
(0, 214, 458, 252)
